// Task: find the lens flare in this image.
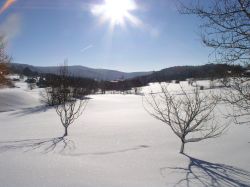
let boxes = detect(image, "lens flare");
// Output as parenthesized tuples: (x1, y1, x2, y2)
(0, 0, 16, 15)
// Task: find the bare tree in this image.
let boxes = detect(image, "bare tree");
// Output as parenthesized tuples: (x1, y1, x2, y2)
(179, 0, 250, 124)
(220, 76, 250, 124)
(57, 63, 89, 136)
(56, 96, 88, 137)
(0, 62, 8, 86)
(179, 0, 250, 64)
(144, 83, 226, 154)
(42, 62, 88, 136)
(0, 36, 11, 87)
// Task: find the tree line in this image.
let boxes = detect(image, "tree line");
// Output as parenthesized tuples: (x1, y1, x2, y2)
(12, 62, 249, 94)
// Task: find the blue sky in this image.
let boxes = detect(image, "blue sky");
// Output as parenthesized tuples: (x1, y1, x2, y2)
(0, 0, 211, 72)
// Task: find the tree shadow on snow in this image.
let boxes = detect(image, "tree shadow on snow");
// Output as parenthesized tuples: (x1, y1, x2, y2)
(9, 105, 52, 117)
(64, 145, 150, 156)
(160, 154, 250, 187)
(0, 136, 75, 154)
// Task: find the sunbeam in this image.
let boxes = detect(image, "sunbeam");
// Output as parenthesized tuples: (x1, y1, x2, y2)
(91, 0, 142, 30)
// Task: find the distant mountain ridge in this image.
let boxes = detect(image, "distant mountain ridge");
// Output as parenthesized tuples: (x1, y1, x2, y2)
(131, 63, 244, 84)
(9, 63, 152, 81)
(10, 63, 243, 83)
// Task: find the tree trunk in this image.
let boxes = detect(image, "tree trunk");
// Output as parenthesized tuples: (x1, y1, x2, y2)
(64, 127, 68, 137)
(180, 141, 185, 154)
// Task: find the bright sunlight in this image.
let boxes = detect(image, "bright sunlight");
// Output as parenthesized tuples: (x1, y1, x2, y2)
(91, 0, 142, 29)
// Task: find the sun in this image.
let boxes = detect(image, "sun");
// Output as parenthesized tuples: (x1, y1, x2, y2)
(91, 0, 141, 29)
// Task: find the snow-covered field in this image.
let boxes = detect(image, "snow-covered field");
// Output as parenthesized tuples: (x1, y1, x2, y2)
(0, 80, 249, 187)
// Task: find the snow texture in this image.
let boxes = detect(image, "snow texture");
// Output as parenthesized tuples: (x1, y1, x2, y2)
(0, 80, 249, 187)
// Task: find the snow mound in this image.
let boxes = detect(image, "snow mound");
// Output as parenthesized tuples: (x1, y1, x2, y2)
(0, 88, 41, 112)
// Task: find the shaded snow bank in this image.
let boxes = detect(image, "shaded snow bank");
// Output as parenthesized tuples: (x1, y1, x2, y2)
(0, 88, 41, 112)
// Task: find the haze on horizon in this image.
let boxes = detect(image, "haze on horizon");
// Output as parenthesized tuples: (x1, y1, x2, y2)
(0, 0, 211, 72)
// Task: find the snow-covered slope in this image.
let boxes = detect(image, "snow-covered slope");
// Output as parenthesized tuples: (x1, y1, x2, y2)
(0, 82, 41, 112)
(0, 81, 249, 187)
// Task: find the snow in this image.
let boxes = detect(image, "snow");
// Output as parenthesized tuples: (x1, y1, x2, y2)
(0, 86, 41, 112)
(0, 80, 249, 187)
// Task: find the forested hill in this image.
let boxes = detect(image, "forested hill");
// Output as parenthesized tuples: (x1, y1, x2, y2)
(129, 63, 244, 85)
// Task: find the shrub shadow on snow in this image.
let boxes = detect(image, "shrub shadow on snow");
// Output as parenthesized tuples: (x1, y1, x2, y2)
(9, 105, 52, 117)
(160, 154, 250, 187)
(9, 97, 93, 117)
(0, 136, 75, 154)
